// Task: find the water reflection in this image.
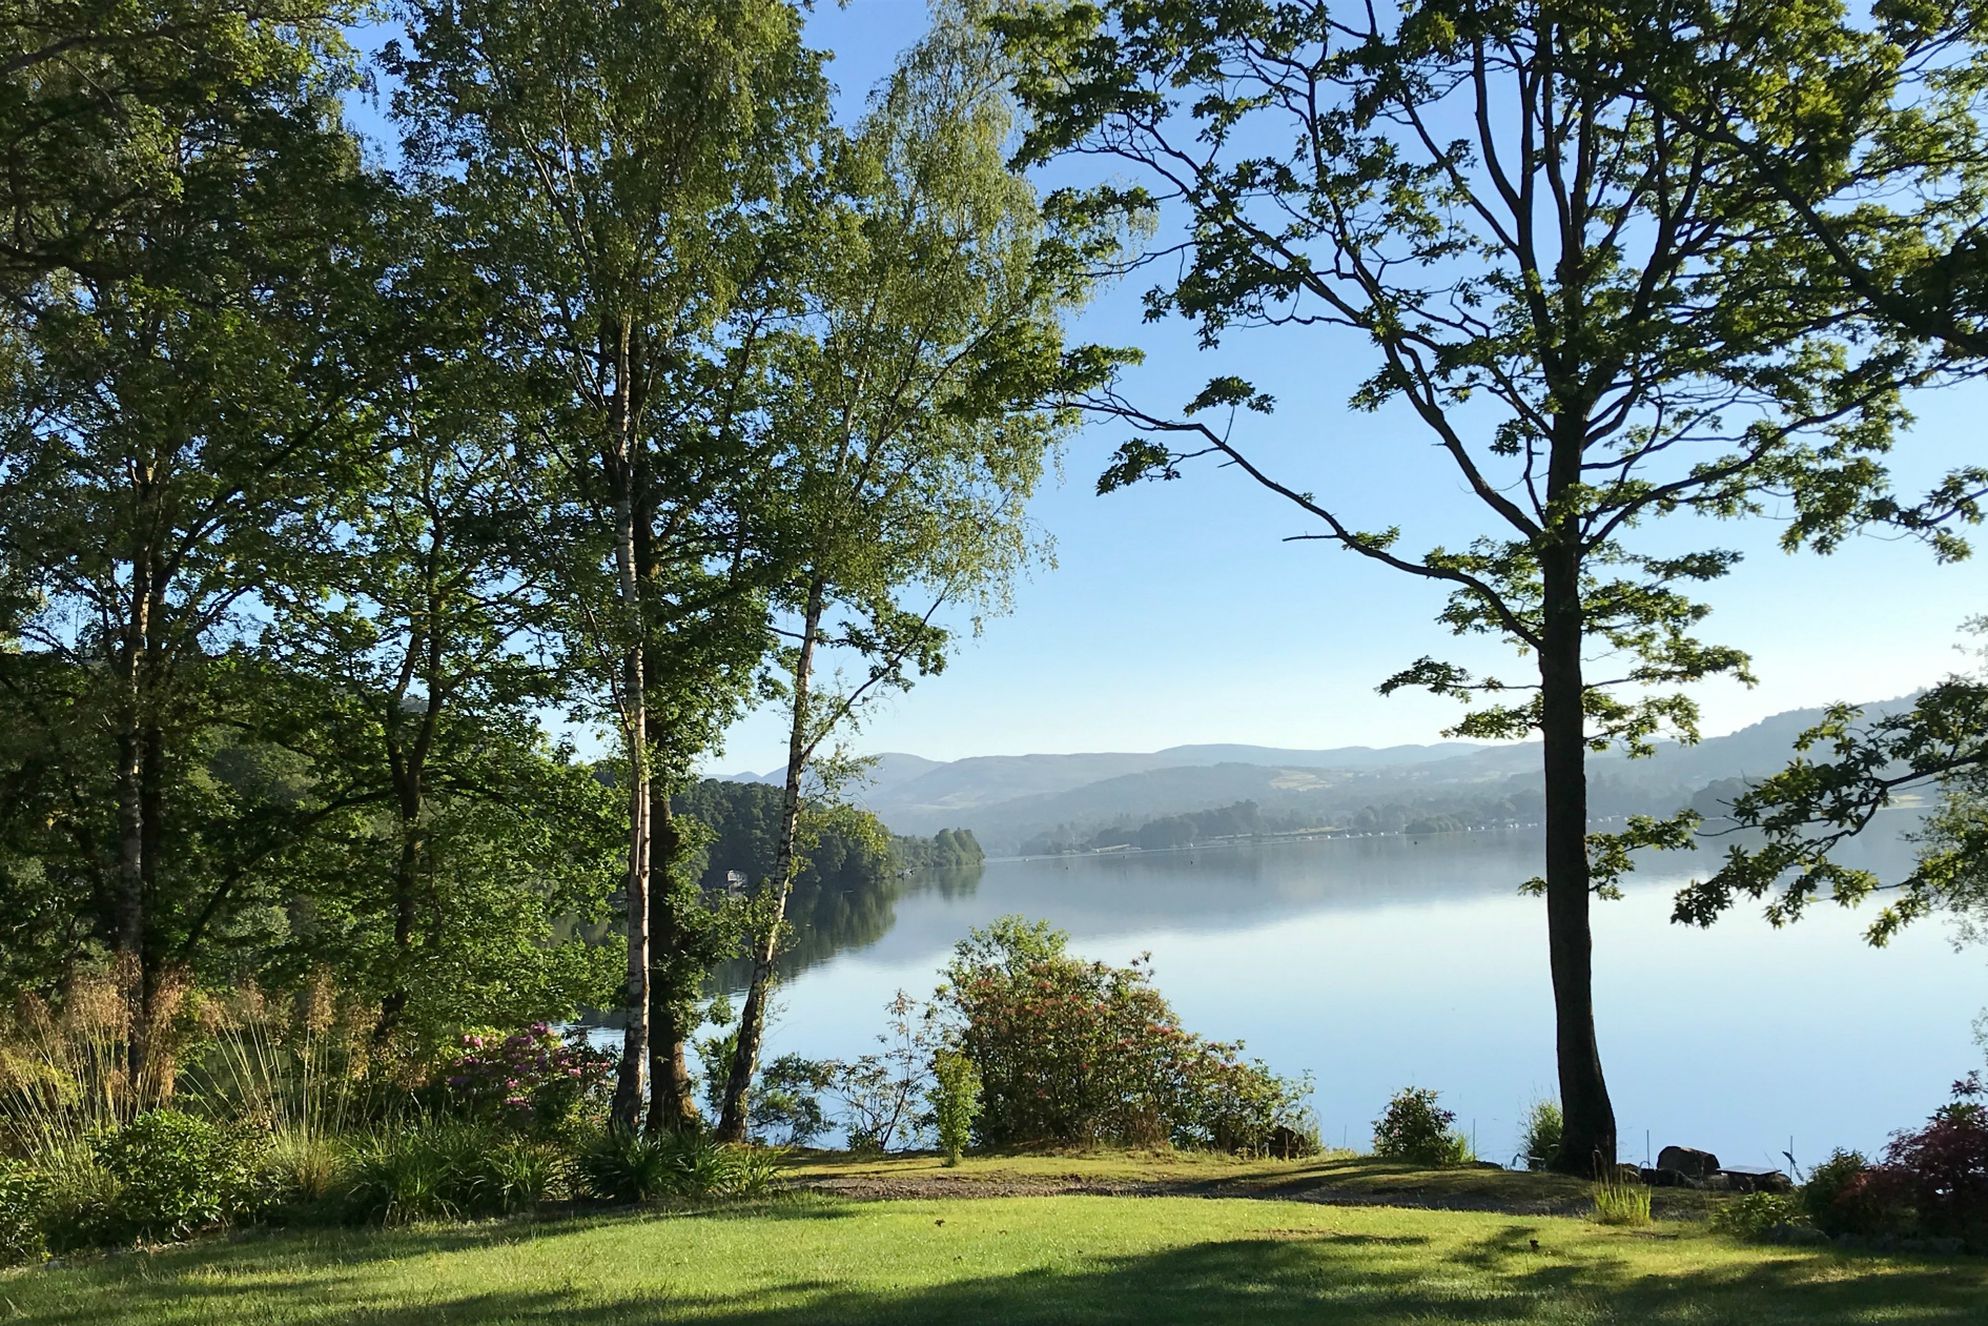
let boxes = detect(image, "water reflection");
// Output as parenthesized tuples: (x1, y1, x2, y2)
(713, 864, 984, 991)
(755, 820, 1986, 1171)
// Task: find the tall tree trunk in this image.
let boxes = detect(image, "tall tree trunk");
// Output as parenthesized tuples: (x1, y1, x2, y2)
(377, 784, 423, 1043)
(1539, 544, 1616, 1174)
(114, 562, 151, 1099)
(608, 323, 651, 1132)
(646, 785, 700, 1132)
(716, 576, 824, 1142)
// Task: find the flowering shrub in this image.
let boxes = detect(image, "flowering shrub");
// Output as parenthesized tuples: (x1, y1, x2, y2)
(935, 917, 1311, 1151)
(439, 1024, 613, 1134)
(1828, 1163, 1921, 1241)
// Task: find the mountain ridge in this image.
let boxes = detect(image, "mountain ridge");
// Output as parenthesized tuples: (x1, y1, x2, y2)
(713, 696, 1920, 851)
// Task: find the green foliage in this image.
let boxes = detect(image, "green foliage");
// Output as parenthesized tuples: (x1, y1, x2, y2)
(91, 1109, 251, 1243)
(1518, 1101, 1564, 1172)
(828, 992, 940, 1154)
(0, 1158, 49, 1265)
(991, 0, 1968, 1171)
(1372, 1088, 1470, 1168)
(1678, 624, 1988, 944)
(891, 829, 986, 873)
(574, 1129, 783, 1203)
(1802, 1149, 1873, 1234)
(930, 1050, 982, 1166)
(1590, 1173, 1654, 1227)
(752, 1055, 835, 1149)
(338, 1121, 531, 1226)
(937, 918, 1310, 1153)
(1713, 1192, 1805, 1241)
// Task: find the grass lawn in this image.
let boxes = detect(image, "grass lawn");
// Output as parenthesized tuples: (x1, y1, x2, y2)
(784, 1148, 1702, 1214)
(3, 1189, 1981, 1325)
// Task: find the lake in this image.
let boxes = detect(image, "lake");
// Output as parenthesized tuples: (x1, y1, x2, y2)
(748, 819, 1984, 1170)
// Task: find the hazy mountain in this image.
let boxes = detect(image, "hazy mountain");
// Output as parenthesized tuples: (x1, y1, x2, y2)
(801, 696, 1921, 852)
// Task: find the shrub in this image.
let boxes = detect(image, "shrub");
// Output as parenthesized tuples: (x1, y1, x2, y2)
(92, 1109, 249, 1242)
(1590, 1171, 1653, 1226)
(340, 1121, 507, 1225)
(253, 1128, 350, 1218)
(936, 917, 1310, 1150)
(478, 1135, 566, 1214)
(439, 1024, 614, 1135)
(1801, 1149, 1871, 1235)
(931, 1050, 981, 1166)
(0, 1159, 48, 1265)
(1713, 1191, 1807, 1240)
(574, 1128, 784, 1203)
(1373, 1087, 1469, 1166)
(832, 994, 937, 1153)
(1829, 1164, 1921, 1241)
(754, 1055, 834, 1148)
(1881, 1073, 1988, 1249)
(1517, 1100, 1563, 1171)
(32, 1142, 119, 1252)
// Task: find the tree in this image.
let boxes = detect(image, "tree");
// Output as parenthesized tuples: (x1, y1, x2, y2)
(712, 2, 1114, 1141)
(1675, 621, 1988, 942)
(0, 14, 384, 1086)
(254, 224, 620, 1044)
(0, 1, 356, 303)
(1561, 2, 1988, 944)
(997, 0, 1930, 1171)
(385, 0, 828, 1129)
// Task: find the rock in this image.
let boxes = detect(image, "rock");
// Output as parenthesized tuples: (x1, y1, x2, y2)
(1763, 1223, 1828, 1246)
(1612, 1164, 1644, 1187)
(1657, 1145, 1721, 1181)
(1640, 1165, 1701, 1189)
(1718, 1167, 1794, 1194)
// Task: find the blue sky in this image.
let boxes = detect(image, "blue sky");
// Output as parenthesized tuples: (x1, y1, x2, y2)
(707, 1, 1988, 772)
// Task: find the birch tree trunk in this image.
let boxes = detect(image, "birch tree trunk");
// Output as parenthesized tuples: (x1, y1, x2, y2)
(607, 321, 652, 1131)
(716, 574, 824, 1142)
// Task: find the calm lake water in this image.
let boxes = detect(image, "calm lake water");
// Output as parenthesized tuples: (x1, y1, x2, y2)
(750, 819, 1984, 1170)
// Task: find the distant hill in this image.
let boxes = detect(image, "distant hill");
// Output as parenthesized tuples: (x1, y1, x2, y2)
(748, 697, 1923, 853)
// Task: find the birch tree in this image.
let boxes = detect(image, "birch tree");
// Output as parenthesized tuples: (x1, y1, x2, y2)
(715, 3, 1117, 1140)
(386, 0, 827, 1128)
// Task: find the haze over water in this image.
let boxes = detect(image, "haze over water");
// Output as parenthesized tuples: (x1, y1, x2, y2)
(757, 819, 1982, 1171)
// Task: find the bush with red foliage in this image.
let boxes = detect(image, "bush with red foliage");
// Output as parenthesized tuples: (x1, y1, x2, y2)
(1880, 1072, 1988, 1249)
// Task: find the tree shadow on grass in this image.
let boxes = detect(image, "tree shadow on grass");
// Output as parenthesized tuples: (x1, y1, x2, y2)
(7, 1211, 1982, 1326)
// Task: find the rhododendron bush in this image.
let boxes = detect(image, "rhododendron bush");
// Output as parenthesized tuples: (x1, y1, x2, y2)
(935, 917, 1312, 1152)
(440, 1024, 614, 1134)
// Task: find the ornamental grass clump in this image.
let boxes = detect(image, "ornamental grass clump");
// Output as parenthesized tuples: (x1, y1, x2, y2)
(575, 1128, 784, 1203)
(1591, 1171, 1654, 1227)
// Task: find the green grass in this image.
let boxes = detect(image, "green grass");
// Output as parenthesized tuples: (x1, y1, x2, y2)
(785, 1148, 1707, 1216)
(3, 1191, 1981, 1325)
